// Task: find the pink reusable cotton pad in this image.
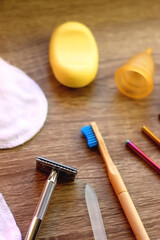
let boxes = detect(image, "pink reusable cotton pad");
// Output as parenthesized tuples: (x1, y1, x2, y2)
(0, 58, 48, 148)
(0, 193, 22, 240)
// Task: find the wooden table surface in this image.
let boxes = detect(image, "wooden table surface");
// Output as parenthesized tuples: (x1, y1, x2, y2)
(1, 0, 160, 239)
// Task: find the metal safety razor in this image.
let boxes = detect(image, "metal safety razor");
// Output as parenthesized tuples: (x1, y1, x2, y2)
(24, 156, 77, 240)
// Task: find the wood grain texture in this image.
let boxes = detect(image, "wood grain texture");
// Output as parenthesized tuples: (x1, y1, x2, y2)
(0, 0, 160, 239)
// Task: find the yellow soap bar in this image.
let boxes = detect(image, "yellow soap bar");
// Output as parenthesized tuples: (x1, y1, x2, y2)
(49, 22, 99, 88)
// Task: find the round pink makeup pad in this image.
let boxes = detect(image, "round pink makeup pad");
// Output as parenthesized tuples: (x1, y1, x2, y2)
(0, 58, 48, 148)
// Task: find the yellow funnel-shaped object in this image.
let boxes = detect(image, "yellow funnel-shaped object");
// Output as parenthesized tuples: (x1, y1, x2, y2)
(49, 22, 99, 88)
(115, 48, 154, 99)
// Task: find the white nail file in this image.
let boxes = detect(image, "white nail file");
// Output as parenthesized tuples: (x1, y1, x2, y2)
(85, 184, 107, 240)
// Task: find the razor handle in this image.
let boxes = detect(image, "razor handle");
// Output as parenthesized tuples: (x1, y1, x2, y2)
(24, 170, 58, 240)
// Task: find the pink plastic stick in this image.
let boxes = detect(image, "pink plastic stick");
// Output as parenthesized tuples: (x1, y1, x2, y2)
(126, 140, 160, 174)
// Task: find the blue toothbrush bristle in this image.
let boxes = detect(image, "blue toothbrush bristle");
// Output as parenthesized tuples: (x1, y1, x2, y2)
(81, 125, 98, 148)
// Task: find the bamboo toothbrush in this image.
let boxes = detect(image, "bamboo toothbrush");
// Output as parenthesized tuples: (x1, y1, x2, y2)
(81, 122, 150, 240)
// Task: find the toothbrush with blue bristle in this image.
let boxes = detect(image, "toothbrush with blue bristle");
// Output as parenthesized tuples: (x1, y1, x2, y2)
(81, 122, 150, 240)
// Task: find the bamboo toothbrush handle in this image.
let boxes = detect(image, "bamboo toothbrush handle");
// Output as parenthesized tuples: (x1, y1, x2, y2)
(90, 122, 150, 240)
(107, 165, 149, 240)
(118, 191, 149, 240)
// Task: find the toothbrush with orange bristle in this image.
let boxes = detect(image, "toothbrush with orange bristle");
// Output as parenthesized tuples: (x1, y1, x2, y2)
(81, 122, 149, 240)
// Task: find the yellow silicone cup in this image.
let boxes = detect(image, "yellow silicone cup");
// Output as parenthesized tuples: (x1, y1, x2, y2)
(115, 48, 154, 99)
(49, 22, 99, 88)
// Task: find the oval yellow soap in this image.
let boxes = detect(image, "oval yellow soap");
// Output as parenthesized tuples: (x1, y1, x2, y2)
(49, 22, 99, 88)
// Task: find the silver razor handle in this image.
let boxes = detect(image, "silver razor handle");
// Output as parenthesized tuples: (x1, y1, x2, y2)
(24, 170, 58, 240)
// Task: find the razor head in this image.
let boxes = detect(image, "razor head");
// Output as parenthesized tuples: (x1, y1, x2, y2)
(36, 156, 77, 181)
